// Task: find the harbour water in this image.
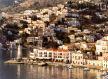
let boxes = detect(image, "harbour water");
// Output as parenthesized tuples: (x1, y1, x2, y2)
(0, 47, 106, 79)
(0, 60, 106, 79)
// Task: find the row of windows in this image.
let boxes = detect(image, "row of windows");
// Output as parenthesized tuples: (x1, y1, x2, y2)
(88, 63, 100, 66)
(72, 56, 83, 59)
(72, 61, 84, 65)
(39, 55, 52, 57)
(39, 52, 52, 54)
(104, 64, 108, 68)
(104, 56, 108, 60)
(38, 52, 69, 55)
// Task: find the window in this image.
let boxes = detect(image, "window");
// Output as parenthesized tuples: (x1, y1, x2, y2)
(44, 52, 47, 54)
(60, 53, 62, 55)
(81, 62, 82, 64)
(49, 55, 52, 57)
(44, 55, 47, 57)
(79, 56, 80, 59)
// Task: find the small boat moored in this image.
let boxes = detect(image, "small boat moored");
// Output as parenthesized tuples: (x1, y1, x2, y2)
(105, 75, 108, 79)
(55, 64, 59, 68)
(100, 73, 106, 76)
(100, 71, 108, 77)
(38, 62, 48, 66)
(68, 66, 73, 69)
(83, 68, 90, 71)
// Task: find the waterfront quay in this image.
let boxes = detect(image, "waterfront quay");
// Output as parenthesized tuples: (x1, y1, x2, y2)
(4, 58, 106, 71)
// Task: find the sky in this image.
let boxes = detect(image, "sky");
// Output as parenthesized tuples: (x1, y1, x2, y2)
(0, 0, 13, 8)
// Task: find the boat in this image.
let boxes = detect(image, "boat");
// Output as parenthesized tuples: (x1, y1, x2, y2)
(100, 73, 106, 76)
(63, 64, 66, 67)
(38, 62, 48, 66)
(68, 66, 73, 69)
(83, 68, 90, 71)
(105, 75, 108, 79)
(100, 68, 104, 71)
(55, 64, 59, 67)
(100, 71, 108, 77)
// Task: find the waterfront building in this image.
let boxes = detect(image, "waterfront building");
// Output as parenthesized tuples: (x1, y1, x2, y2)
(31, 48, 72, 63)
(36, 49, 53, 60)
(103, 53, 108, 69)
(87, 59, 102, 69)
(96, 36, 108, 55)
(71, 51, 86, 66)
(53, 49, 72, 63)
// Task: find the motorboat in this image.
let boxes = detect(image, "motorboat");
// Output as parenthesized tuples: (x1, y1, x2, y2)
(68, 66, 73, 69)
(38, 62, 48, 66)
(83, 68, 90, 71)
(105, 75, 108, 79)
(101, 71, 108, 77)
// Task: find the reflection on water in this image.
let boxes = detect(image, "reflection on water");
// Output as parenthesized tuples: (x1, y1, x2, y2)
(0, 61, 106, 79)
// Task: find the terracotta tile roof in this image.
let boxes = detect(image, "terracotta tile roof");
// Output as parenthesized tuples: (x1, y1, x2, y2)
(63, 50, 69, 52)
(35, 48, 70, 53)
(103, 40, 108, 41)
(53, 49, 58, 52)
(46, 49, 53, 51)
(58, 49, 63, 52)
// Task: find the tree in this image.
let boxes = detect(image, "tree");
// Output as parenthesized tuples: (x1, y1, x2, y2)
(62, 37, 70, 43)
(44, 21, 50, 27)
(20, 20, 28, 24)
(49, 13, 56, 22)
(0, 17, 7, 26)
(30, 15, 38, 21)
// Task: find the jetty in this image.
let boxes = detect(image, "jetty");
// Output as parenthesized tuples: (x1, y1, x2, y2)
(4, 60, 24, 64)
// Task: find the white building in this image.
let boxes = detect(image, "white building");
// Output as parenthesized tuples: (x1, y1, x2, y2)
(29, 48, 72, 62)
(35, 49, 53, 60)
(71, 51, 86, 66)
(96, 36, 108, 55)
(87, 60, 102, 67)
(103, 53, 108, 69)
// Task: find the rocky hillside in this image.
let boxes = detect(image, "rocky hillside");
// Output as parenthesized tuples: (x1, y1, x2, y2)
(0, 0, 13, 8)
(0, 0, 104, 13)
(1, 0, 70, 12)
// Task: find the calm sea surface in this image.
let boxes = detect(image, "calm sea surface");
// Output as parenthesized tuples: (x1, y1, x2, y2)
(0, 60, 106, 79)
(0, 48, 106, 79)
